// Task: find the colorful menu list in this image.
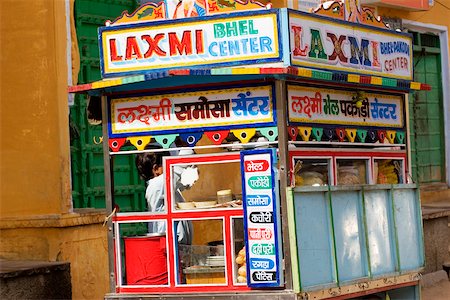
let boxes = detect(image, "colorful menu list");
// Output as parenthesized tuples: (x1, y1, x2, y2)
(240, 148, 283, 288)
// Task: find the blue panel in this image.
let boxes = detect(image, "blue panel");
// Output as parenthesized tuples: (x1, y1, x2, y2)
(364, 190, 396, 276)
(331, 191, 368, 282)
(294, 191, 335, 288)
(393, 189, 424, 271)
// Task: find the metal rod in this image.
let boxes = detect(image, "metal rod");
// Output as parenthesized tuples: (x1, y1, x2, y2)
(275, 79, 293, 290)
(101, 95, 116, 292)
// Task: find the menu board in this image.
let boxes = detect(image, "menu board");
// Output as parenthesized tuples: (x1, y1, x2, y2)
(240, 148, 283, 288)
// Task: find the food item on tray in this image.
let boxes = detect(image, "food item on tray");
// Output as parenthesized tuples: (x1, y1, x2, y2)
(338, 166, 361, 185)
(217, 189, 232, 203)
(215, 199, 242, 208)
(193, 200, 217, 208)
(296, 171, 325, 186)
(238, 265, 246, 277)
(377, 160, 399, 184)
(177, 202, 195, 209)
(235, 246, 247, 283)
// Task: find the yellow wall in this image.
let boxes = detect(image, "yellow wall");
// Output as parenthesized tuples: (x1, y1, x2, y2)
(377, 1, 450, 49)
(0, 1, 110, 299)
(0, 216, 109, 299)
(1, 0, 72, 216)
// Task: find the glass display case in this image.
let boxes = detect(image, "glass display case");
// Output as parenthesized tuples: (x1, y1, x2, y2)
(292, 158, 331, 186)
(290, 150, 407, 187)
(374, 158, 405, 184)
(336, 159, 369, 185)
(166, 152, 247, 288)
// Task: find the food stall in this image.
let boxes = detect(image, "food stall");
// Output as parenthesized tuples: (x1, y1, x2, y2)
(69, 1, 428, 299)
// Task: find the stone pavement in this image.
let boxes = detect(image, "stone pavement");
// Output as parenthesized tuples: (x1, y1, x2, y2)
(421, 270, 450, 300)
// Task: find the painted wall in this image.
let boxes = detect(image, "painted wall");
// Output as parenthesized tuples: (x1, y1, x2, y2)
(0, 1, 110, 299)
(0, 219, 109, 299)
(377, 1, 450, 50)
(1, 0, 72, 217)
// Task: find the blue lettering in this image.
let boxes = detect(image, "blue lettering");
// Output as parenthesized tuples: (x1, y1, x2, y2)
(219, 41, 227, 56)
(228, 40, 240, 55)
(240, 39, 249, 54)
(208, 42, 218, 57)
(349, 37, 371, 66)
(259, 36, 272, 52)
(249, 37, 259, 53)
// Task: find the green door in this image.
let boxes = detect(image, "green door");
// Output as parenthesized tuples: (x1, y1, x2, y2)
(410, 32, 446, 184)
(70, 0, 147, 215)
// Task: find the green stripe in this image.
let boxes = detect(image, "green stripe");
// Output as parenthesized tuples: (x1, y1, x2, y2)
(286, 187, 301, 292)
(361, 187, 372, 278)
(390, 185, 401, 272)
(328, 186, 339, 284)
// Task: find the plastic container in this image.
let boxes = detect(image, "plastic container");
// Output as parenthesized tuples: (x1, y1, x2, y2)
(217, 189, 232, 204)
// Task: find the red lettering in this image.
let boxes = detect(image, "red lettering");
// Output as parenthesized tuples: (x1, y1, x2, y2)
(195, 30, 204, 54)
(142, 33, 166, 57)
(384, 57, 409, 72)
(371, 41, 380, 68)
(292, 26, 308, 57)
(125, 36, 143, 60)
(169, 31, 193, 56)
(109, 39, 123, 62)
(327, 33, 348, 63)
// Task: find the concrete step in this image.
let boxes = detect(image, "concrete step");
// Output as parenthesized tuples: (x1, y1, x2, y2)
(0, 260, 71, 299)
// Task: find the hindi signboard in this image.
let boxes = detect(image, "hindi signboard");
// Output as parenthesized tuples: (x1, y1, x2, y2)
(287, 85, 404, 128)
(289, 10, 413, 80)
(108, 84, 275, 137)
(99, 10, 281, 77)
(240, 148, 283, 288)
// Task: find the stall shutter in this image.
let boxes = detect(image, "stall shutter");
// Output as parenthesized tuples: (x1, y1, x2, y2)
(410, 32, 446, 184)
(70, 0, 148, 227)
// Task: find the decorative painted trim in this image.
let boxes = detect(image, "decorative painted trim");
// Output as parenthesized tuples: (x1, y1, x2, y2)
(68, 67, 431, 94)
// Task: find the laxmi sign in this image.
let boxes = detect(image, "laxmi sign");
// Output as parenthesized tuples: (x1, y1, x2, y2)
(289, 10, 413, 80)
(99, 10, 281, 77)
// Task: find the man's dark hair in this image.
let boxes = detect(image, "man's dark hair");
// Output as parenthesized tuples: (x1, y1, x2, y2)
(135, 150, 170, 181)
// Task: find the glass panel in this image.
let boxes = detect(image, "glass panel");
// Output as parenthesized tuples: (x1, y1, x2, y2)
(120, 221, 168, 286)
(374, 159, 403, 184)
(364, 190, 396, 276)
(172, 161, 243, 211)
(336, 159, 368, 185)
(393, 189, 424, 271)
(331, 191, 368, 282)
(232, 218, 246, 285)
(177, 219, 226, 285)
(294, 191, 336, 288)
(293, 158, 330, 186)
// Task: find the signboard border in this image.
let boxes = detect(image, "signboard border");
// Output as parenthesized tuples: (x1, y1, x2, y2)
(286, 83, 406, 130)
(99, 9, 283, 78)
(240, 148, 283, 288)
(107, 82, 277, 138)
(287, 9, 414, 80)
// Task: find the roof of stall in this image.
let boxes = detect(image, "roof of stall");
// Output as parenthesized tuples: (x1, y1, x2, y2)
(68, 66, 430, 96)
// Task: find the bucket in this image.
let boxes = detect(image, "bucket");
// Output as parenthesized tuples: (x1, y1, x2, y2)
(124, 234, 167, 285)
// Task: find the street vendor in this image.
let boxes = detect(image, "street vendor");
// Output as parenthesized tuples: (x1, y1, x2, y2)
(136, 149, 197, 245)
